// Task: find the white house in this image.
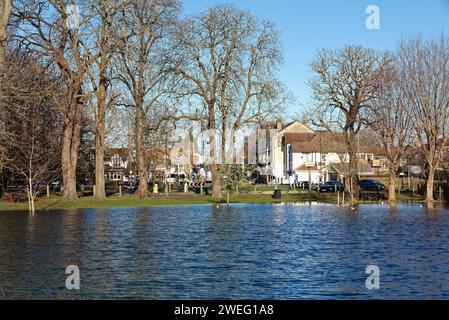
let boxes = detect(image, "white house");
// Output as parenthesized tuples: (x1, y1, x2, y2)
(248, 121, 389, 184)
(104, 148, 131, 182)
(284, 130, 387, 183)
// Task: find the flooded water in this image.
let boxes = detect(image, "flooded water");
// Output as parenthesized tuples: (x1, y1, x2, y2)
(0, 203, 448, 299)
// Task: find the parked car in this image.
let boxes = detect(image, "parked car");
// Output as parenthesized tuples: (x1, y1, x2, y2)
(359, 179, 385, 191)
(123, 182, 138, 192)
(311, 183, 321, 191)
(320, 181, 345, 192)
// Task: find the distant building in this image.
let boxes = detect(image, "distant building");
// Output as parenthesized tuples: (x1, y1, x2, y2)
(104, 148, 132, 182)
(246, 121, 390, 184)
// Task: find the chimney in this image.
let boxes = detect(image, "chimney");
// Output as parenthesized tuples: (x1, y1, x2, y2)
(276, 119, 283, 131)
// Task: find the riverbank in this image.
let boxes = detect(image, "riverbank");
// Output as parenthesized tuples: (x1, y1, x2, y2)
(0, 192, 427, 212)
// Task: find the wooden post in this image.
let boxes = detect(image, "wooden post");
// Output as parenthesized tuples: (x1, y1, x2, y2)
(46, 185, 50, 198)
(200, 185, 204, 196)
(337, 190, 340, 205)
(439, 186, 442, 202)
(342, 191, 345, 205)
(184, 183, 188, 193)
(119, 185, 122, 197)
(93, 185, 96, 197)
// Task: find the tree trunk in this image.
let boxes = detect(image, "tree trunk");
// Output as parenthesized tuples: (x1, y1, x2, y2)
(27, 190, 35, 215)
(347, 129, 359, 201)
(135, 104, 148, 198)
(61, 88, 83, 200)
(207, 101, 221, 199)
(388, 171, 396, 202)
(95, 76, 107, 199)
(221, 119, 227, 165)
(27, 175, 35, 215)
(426, 169, 435, 203)
(209, 126, 221, 198)
(0, 0, 12, 70)
(211, 162, 221, 198)
(0, 0, 7, 195)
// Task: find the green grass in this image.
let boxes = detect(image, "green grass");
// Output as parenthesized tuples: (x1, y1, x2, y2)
(239, 184, 292, 192)
(395, 192, 426, 201)
(0, 192, 341, 212)
(0, 191, 427, 212)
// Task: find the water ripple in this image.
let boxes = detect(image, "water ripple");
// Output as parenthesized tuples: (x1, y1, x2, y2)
(0, 203, 448, 299)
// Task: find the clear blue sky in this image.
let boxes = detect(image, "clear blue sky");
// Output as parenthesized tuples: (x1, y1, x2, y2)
(182, 0, 449, 118)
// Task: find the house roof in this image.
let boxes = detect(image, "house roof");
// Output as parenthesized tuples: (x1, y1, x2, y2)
(358, 146, 389, 156)
(284, 132, 316, 144)
(288, 132, 347, 153)
(323, 161, 374, 175)
(296, 164, 323, 171)
(105, 148, 131, 161)
(286, 131, 389, 156)
(279, 121, 314, 134)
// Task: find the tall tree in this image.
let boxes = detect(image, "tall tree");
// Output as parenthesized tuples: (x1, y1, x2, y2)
(86, 0, 126, 199)
(15, 0, 100, 199)
(0, 0, 12, 186)
(118, 0, 180, 198)
(215, 5, 286, 165)
(368, 63, 413, 201)
(171, 4, 286, 198)
(398, 35, 449, 203)
(308, 46, 392, 200)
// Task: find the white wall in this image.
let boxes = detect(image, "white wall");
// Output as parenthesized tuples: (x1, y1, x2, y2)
(272, 135, 284, 178)
(326, 153, 346, 164)
(295, 171, 321, 183)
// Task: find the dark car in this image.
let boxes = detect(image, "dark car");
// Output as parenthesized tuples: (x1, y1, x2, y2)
(320, 181, 345, 192)
(359, 179, 385, 191)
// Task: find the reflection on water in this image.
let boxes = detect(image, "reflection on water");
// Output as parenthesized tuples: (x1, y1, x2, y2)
(0, 203, 449, 299)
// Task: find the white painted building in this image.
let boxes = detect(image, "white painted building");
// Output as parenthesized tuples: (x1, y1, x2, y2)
(249, 121, 388, 184)
(104, 148, 131, 182)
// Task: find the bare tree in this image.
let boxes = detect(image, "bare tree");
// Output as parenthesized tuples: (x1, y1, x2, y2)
(0, 0, 12, 165)
(308, 46, 392, 200)
(398, 35, 449, 203)
(0, 1, 12, 184)
(14, 0, 100, 199)
(215, 6, 286, 165)
(86, 0, 126, 198)
(0, 50, 61, 214)
(368, 63, 413, 201)
(118, 0, 180, 198)
(171, 4, 286, 198)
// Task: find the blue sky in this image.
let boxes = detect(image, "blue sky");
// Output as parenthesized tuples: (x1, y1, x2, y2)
(182, 0, 449, 117)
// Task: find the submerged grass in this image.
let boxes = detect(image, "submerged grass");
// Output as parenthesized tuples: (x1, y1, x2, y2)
(0, 191, 426, 212)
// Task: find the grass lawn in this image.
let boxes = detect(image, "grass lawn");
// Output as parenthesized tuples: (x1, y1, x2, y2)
(0, 192, 343, 212)
(0, 190, 427, 212)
